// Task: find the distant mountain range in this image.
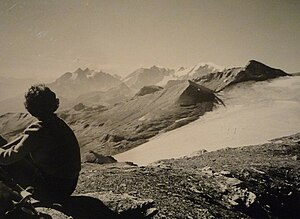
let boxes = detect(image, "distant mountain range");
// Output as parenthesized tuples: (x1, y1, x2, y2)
(0, 60, 293, 115)
(48, 68, 122, 98)
(51, 64, 224, 96)
(122, 63, 226, 89)
(0, 60, 293, 158)
(122, 60, 292, 90)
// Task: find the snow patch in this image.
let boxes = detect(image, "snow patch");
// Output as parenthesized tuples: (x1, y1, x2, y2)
(175, 62, 226, 78)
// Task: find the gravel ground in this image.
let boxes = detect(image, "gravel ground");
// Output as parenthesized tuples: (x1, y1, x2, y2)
(76, 133, 300, 219)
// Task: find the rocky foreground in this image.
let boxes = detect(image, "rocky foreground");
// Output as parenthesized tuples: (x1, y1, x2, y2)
(55, 132, 300, 219)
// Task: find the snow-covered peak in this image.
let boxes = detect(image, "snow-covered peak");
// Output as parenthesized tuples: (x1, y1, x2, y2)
(196, 62, 225, 71)
(123, 65, 175, 88)
(177, 67, 185, 72)
(149, 65, 174, 74)
(57, 68, 120, 82)
(123, 63, 227, 88)
(175, 62, 226, 79)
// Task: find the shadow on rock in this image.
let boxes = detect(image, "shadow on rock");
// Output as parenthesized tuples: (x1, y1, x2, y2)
(36, 194, 157, 219)
(63, 196, 120, 219)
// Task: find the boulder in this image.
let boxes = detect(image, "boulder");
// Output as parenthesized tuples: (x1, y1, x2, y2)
(73, 103, 86, 111)
(83, 151, 118, 164)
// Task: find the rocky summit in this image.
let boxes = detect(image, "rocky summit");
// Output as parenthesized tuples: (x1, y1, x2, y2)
(194, 60, 289, 91)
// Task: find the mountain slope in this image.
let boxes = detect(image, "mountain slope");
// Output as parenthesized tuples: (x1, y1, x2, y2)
(0, 80, 222, 156)
(116, 75, 300, 165)
(74, 83, 133, 106)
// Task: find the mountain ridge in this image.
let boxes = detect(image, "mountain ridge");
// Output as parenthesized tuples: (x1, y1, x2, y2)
(0, 60, 294, 157)
(194, 60, 290, 91)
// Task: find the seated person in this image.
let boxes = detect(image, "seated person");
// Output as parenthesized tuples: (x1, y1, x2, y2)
(0, 84, 81, 202)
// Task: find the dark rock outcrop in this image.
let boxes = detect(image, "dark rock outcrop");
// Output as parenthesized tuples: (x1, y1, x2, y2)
(176, 80, 221, 106)
(135, 85, 163, 97)
(73, 103, 86, 111)
(83, 150, 118, 164)
(195, 60, 290, 91)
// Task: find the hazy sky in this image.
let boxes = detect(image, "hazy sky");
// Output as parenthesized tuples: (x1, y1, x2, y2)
(0, 0, 299, 80)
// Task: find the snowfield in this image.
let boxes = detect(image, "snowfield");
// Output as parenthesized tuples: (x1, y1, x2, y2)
(115, 76, 300, 165)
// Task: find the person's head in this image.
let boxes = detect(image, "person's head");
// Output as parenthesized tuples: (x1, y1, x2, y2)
(24, 84, 59, 119)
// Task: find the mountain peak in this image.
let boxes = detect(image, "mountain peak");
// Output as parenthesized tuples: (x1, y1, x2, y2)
(150, 65, 159, 69)
(245, 60, 265, 68)
(195, 62, 225, 71)
(84, 67, 90, 72)
(149, 65, 168, 71)
(175, 62, 225, 79)
(75, 68, 84, 73)
(177, 67, 185, 71)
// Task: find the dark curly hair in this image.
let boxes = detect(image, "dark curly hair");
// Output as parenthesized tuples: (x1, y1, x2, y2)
(24, 84, 59, 118)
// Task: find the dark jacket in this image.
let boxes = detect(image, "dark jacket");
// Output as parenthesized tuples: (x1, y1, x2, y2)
(0, 114, 81, 179)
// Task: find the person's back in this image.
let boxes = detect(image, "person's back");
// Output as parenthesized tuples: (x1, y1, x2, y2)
(29, 115, 81, 179)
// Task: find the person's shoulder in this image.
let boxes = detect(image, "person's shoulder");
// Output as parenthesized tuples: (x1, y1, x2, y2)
(24, 120, 44, 135)
(55, 115, 71, 127)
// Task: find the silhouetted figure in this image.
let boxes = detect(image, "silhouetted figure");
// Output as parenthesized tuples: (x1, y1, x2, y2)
(0, 84, 81, 202)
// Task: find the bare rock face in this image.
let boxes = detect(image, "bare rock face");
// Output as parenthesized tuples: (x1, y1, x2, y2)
(230, 60, 289, 86)
(176, 80, 222, 106)
(195, 60, 290, 91)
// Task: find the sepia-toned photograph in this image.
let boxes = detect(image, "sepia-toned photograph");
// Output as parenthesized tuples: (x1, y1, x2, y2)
(0, 0, 299, 218)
